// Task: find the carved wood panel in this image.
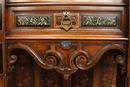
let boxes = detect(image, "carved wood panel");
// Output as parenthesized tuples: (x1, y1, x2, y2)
(6, 48, 127, 87)
(6, 5, 126, 39)
(71, 50, 126, 87)
(6, 40, 127, 82)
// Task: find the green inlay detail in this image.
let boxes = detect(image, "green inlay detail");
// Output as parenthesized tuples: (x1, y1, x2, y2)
(17, 16, 51, 26)
(82, 16, 117, 26)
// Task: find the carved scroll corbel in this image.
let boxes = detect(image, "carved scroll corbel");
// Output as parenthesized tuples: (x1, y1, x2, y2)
(7, 55, 17, 73)
(115, 55, 126, 74)
(75, 53, 89, 70)
(42, 50, 63, 69)
(42, 50, 74, 80)
(70, 51, 90, 70)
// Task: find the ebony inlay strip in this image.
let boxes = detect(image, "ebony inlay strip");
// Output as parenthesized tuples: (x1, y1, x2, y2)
(0, 3, 2, 30)
(0, 44, 3, 74)
(17, 15, 51, 26)
(82, 15, 117, 26)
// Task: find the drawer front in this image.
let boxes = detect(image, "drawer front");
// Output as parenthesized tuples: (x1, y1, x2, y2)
(6, 5, 127, 39)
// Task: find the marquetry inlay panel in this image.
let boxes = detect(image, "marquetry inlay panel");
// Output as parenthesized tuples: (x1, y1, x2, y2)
(82, 15, 117, 26)
(72, 70, 92, 87)
(17, 16, 51, 26)
(102, 55, 117, 87)
(43, 70, 61, 87)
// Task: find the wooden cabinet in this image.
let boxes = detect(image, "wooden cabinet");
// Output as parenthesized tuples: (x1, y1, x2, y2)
(0, 0, 130, 87)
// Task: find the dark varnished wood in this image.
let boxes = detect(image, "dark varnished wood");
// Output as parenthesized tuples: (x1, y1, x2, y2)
(0, 0, 129, 87)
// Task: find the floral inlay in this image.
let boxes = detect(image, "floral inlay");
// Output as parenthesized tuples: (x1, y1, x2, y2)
(102, 55, 117, 87)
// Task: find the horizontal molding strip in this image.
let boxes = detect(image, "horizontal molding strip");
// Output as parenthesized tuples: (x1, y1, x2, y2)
(5, 35, 128, 41)
(6, 2, 128, 7)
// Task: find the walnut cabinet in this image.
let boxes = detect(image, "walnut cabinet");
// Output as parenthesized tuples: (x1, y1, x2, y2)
(0, 0, 130, 87)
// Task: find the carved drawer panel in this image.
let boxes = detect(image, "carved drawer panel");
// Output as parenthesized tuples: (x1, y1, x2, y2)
(6, 4, 127, 39)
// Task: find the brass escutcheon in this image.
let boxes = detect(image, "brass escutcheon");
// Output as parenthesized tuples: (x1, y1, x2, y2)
(59, 12, 76, 31)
